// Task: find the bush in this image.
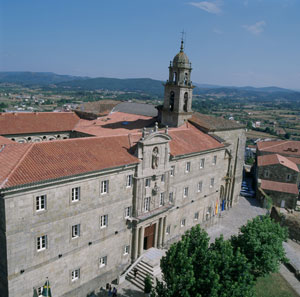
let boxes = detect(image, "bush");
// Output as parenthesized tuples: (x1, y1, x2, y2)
(144, 274, 152, 294)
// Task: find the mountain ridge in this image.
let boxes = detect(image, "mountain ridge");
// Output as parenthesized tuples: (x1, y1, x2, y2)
(0, 71, 298, 97)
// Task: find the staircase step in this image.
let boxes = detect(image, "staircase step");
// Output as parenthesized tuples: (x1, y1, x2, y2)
(126, 248, 164, 290)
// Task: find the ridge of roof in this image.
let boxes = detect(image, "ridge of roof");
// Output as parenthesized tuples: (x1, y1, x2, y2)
(0, 143, 33, 189)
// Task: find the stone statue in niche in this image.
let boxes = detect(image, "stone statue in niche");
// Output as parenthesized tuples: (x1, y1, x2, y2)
(152, 147, 159, 169)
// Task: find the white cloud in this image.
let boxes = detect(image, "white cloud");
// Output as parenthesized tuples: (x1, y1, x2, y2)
(243, 21, 266, 35)
(213, 28, 223, 34)
(189, 1, 222, 14)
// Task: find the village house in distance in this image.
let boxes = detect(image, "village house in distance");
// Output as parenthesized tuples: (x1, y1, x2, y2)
(0, 42, 245, 297)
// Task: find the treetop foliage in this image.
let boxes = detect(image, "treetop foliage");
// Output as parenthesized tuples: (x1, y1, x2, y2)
(151, 215, 288, 297)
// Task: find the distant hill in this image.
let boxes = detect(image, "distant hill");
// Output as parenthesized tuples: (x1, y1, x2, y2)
(0, 72, 88, 85)
(1, 71, 299, 101)
(57, 77, 165, 96)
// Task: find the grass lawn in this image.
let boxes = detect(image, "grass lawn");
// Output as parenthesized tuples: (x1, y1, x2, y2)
(255, 273, 299, 297)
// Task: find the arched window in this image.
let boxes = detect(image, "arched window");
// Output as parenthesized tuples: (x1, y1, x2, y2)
(169, 91, 175, 111)
(174, 72, 177, 83)
(183, 92, 188, 112)
(184, 72, 188, 85)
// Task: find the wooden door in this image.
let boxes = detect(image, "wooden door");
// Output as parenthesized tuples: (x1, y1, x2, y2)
(144, 224, 156, 250)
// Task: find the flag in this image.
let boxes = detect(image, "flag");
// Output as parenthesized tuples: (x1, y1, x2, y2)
(42, 279, 52, 297)
(215, 200, 219, 215)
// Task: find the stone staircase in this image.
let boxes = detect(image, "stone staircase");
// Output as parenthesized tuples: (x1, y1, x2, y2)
(126, 248, 166, 290)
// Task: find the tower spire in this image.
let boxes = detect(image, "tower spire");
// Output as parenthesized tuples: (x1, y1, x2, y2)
(180, 30, 185, 52)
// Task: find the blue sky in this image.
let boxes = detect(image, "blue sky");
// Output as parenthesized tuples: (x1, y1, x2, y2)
(1, 0, 300, 89)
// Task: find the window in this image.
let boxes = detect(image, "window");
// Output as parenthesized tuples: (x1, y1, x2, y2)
(36, 195, 46, 212)
(100, 256, 107, 268)
(181, 219, 186, 227)
(123, 245, 130, 255)
(101, 180, 109, 194)
(144, 197, 150, 212)
(37, 235, 47, 251)
(145, 178, 151, 188)
(71, 269, 80, 281)
(126, 175, 133, 187)
(264, 170, 269, 178)
(100, 215, 108, 228)
(194, 212, 199, 220)
(169, 192, 174, 203)
(170, 166, 175, 177)
(71, 187, 80, 202)
(210, 178, 215, 188)
(200, 158, 205, 169)
(197, 181, 203, 193)
(186, 161, 191, 172)
(166, 225, 171, 234)
(161, 174, 165, 182)
(212, 155, 217, 165)
(286, 174, 291, 181)
(124, 206, 131, 218)
(72, 224, 80, 239)
(159, 192, 165, 206)
(183, 187, 189, 198)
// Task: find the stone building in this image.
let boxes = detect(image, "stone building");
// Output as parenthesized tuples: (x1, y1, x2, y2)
(0, 42, 245, 297)
(256, 140, 300, 209)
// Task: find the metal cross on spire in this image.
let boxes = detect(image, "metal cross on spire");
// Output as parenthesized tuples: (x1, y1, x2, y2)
(180, 30, 186, 52)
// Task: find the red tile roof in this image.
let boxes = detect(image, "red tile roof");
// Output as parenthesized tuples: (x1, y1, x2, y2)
(260, 179, 299, 195)
(0, 136, 139, 189)
(189, 112, 244, 132)
(0, 112, 80, 135)
(257, 140, 300, 157)
(74, 112, 156, 137)
(0, 111, 225, 189)
(169, 124, 224, 156)
(257, 154, 299, 172)
(0, 136, 14, 145)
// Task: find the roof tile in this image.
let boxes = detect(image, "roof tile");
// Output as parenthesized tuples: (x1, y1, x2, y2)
(0, 112, 80, 135)
(260, 179, 299, 195)
(257, 154, 299, 172)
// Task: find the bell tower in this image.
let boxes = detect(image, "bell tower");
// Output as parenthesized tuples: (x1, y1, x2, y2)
(161, 40, 194, 127)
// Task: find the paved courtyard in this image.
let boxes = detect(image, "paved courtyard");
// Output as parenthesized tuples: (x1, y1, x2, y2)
(94, 196, 300, 297)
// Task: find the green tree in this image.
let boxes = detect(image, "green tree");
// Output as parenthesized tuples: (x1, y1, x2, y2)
(230, 215, 288, 280)
(285, 132, 291, 139)
(152, 225, 255, 297)
(144, 274, 152, 294)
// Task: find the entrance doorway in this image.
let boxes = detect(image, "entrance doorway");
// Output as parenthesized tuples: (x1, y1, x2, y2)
(144, 224, 156, 250)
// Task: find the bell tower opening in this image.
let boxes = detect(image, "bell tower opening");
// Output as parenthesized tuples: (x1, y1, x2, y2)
(169, 91, 175, 111)
(160, 39, 195, 127)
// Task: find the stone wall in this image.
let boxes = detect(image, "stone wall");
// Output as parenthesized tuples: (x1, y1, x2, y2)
(258, 164, 298, 184)
(214, 128, 246, 206)
(2, 166, 135, 297)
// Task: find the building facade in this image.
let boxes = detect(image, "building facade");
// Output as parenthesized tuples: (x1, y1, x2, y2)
(0, 43, 245, 297)
(256, 140, 300, 209)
